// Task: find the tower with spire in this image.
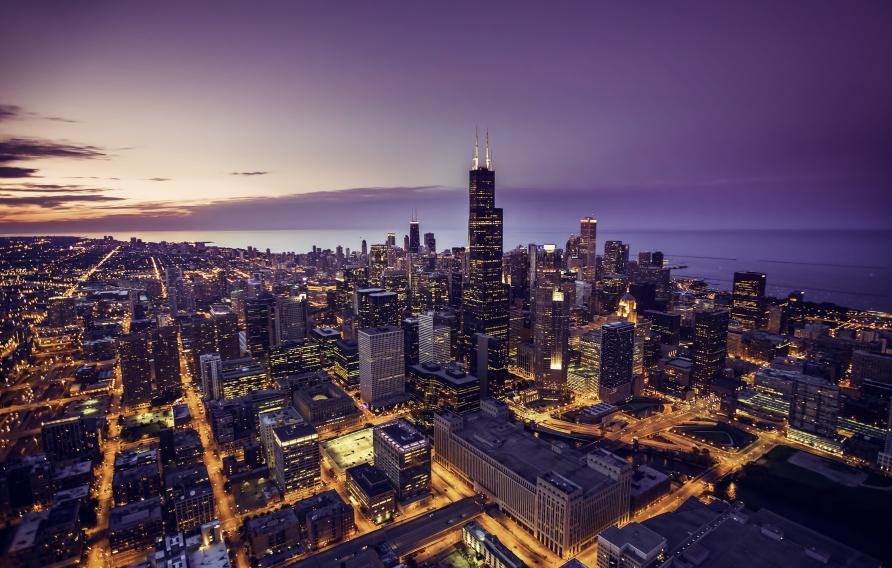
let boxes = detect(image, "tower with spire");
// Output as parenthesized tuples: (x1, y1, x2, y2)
(463, 128, 509, 365)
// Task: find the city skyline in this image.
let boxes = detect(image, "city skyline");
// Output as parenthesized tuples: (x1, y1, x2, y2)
(2, 4, 892, 568)
(2, 1, 892, 232)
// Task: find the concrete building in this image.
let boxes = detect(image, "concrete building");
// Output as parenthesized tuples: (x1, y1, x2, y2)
(463, 520, 528, 568)
(358, 325, 405, 407)
(293, 381, 361, 433)
(293, 489, 356, 551)
(434, 399, 631, 558)
(164, 464, 215, 532)
(373, 419, 431, 502)
(109, 496, 164, 554)
(596, 523, 666, 568)
(346, 463, 396, 524)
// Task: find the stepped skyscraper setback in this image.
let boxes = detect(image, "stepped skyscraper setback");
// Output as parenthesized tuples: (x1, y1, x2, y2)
(462, 131, 509, 362)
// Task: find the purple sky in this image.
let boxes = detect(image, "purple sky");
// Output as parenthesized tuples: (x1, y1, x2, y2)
(1, 1, 890, 232)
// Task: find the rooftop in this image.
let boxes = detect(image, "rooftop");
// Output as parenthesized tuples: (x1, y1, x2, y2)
(453, 410, 613, 491)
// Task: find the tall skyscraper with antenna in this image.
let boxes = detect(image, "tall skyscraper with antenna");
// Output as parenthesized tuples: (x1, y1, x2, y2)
(462, 130, 509, 361)
(409, 212, 420, 255)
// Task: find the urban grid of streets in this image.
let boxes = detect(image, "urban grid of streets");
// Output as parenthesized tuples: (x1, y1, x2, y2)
(1, 238, 882, 568)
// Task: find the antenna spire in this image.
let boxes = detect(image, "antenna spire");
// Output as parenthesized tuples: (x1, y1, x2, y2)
(485, 129, 492, 170)
(472, 126, 479, 170)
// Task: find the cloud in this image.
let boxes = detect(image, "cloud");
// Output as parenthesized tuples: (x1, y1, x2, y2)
(0, 105, 22, 122)
(146, 177, 170, 182)
(0, 194, 124, 208)
(0, 138, 107, 164)
(0, 166, 39, 178)
(230, 171, 270, 176)
(0, 104, 78, 123)
(0, 183, 119, 194)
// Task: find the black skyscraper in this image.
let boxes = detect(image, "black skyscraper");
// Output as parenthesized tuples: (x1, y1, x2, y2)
(691, 309, 730, 393)
(462, 131, 509, 361)
(408, 219, 420, 255)
(731, 271, 767, 331)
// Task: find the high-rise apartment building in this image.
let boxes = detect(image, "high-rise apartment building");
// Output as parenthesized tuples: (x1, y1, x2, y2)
(598, 321, 635, 404)
(119, 333, 152, 406)
(150, 325, 181, 397)
(358, 326, 405, 407)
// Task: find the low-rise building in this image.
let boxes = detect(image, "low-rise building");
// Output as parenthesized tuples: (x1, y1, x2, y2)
(109, 496, 164, 554)
(346, 463, 396, 524)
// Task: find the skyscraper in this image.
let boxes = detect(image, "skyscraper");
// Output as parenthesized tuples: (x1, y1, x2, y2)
(210, 304, 241, 360)
(119, 333, 152, 406)
(245, 293, 277, 356)
(462, 131, 509, 362)
(598, 321, 635, 403)
(691, 309, 729, 394)
(533, 245, 569, 397)
(408, 218, 420, 255)
(731, 271, 767, 331)
(275, 293, 309, 342)
(150, 326, 181, 397)
(424, 232, 436, 253)
(358, 326, 405, 407)
(373, 419, 431, 502)
(579, 217, 598, 282)
(603, 240, 629, 275)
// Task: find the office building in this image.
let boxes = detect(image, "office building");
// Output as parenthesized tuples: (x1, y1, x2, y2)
(245, 293, 277, 356)
(346, 463, 396, 524)
(533, 245, 570, 397)
(119, 332, 153, 407)
(463, 520, 528, 568)
(788, 374, 841, 453)
(216, 356, 270, 399)
(358, 325, 405, 407)
(8, 499, 85, 567)
(271, 422, 320, 496)
(434, 400, 631, 558)
(164, 464, 215, 532)
(109, 496, 164, 554)
(418, 311, 452, 365)
(276, 293, 309, 342)
(462, 131, 509, 363)
(603, 240, 629, 275)
(245, 507, 301, 559)
(112, 446, 162, 506)
(268, 339, 321, 382)
(424, 232, 436, 253)
(293, 381, 361, 432)
(331, 338, 359, 386)
(469, 332, 509, 398)
(409, 219, 420, 254)
(41, 413, 101, 462)
(210, 304, 241, 360)
(596, 523, 666, 568)
(293, 490, 356, 551)
(579, 217, 598, 283)
(408, 361, 481, 420)
(373, 419, 431, 502)
(731, 271, 767, 331)
(691, 309, 729, 394)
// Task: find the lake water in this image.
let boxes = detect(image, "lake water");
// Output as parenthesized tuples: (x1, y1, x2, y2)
(13, 228, 892, 312)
